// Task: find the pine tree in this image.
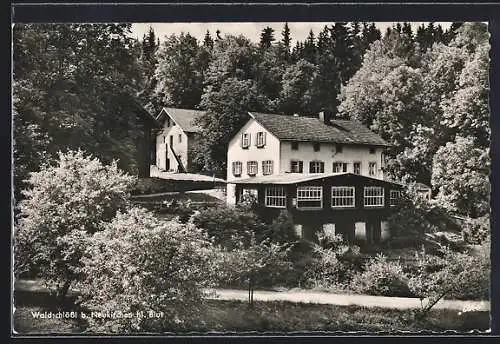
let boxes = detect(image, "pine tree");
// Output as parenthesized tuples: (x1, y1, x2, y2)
(260, 26, 275, 50)
(281, 22, 292, 60)
(203, 30, 214, 49)
(402, 22, 413, 39)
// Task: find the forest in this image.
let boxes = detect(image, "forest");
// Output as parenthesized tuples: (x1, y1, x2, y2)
(13, 22, 490, 219)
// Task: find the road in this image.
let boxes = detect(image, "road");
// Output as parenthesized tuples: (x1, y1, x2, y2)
(14, 279, 489, 312)
(206, 288, 490, 312)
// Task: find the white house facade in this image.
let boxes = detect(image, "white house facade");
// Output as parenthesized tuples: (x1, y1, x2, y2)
(226, 111, 391, 205)
(153, 107, 204, 173)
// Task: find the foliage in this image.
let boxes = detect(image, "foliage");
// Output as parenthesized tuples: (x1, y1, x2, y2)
(78, 207, 220, 332)
(408, 243, 490, 315)
(14, 150, 135, 301)
(432, 136, 490, 218)
(278, 59, 321, 115)
(267, 210, 299, 244)
(13, 24, 146, 199)
(387, 187, 458, 249)
(301, 231, 363, 290)
(153, 33, 206, 109)
(191, 205, 269, 250)
(197, 77, 269, 175)
(219, 233, 291, 306)
(338, 22, 489, 193)
(461, 215, 490, 245)
(350, 254, 413, 297)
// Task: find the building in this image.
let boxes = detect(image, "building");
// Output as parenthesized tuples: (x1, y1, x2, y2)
(153, 107, 205, 173)
(226, 111, 404, 244)
(232, 173, 403, 244)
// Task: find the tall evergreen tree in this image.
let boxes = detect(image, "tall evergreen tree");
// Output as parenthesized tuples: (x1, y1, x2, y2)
(260, 26, 275, 50)
(203, 29, 214, 49)
(281, 22, 292, 60)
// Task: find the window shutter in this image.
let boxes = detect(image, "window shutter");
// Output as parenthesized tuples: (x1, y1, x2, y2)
(241, 133, 244, 148)
(263, 132, 267, 146)
(299, 161, 303, 173)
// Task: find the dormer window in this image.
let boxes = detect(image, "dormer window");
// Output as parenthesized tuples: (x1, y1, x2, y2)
(241, 133, 250, 149)
(291, 141, 299, 150)
(256, 132, 266, 148)
(313, 142, 321, 152)
(336, 144, 343, 153)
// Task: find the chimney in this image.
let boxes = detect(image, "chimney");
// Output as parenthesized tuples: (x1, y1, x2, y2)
(319, 111, 331, 124)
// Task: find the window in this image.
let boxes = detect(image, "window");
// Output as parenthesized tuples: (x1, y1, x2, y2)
(241, 133, 250, 149)
(178, 134, 182, 143)
(369, 147, 376, 154)
(313, 142, 321, 152)
(232, 161, 242, 176)
(240, 188, 258, 203)
(364, 186, 384, 207)
(336, 144, 343, 153)
(333, 162, 347, 173)
(353, 162, 361, 175)
(331, 186, 355, 208)
(291, 141, 299, 150)
(297, 186, 323, 209)
(369, 162, 377, 176)
(290, 160, 303, 173)
(265, 187, 286, 208)
(309, 161, 325, 173)
(390, 190, 401, 206)
(247, 161, 258, 176)
(256, 132, 266, 148)
(262, 160, 273, 175)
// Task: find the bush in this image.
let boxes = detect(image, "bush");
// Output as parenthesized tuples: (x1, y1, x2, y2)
(351, 254, 413, 297)
(387, 191, 459, 249)
(78, 207, 220, 333)
(268, 210, 298, 244)
(409, 243, 490, 307)
(191, 205, 269, 249)
(302, 232, 362, 290)
(462, 215, 490, 245)
(14, 150, 135, 301)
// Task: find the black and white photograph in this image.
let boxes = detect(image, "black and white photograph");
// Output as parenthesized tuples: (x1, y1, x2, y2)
(12, 16, 491, 335)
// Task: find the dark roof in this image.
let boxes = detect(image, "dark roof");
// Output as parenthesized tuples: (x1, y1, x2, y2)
(248, 112, 390, 147)
(157, 107, 206, 133)
(232, 172, 402, 186)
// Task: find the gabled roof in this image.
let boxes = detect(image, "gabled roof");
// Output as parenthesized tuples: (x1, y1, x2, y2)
(248, 112, 390, 147)
(156, 107, 205, 133)
(232, 173, 402, 186)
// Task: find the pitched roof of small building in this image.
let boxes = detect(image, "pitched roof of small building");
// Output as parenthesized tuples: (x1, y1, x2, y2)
(156, 107, 206, 133)
(232, 172, 401, 186)
(248, 112, 390, 147)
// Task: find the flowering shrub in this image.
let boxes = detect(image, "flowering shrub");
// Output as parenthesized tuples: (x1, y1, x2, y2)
(408, 243, 490, 313)
(14, 150, 135, 301)
(78, 207, 220, 333)
(303, 232, 362, 289)
(350, 254, 413, 297)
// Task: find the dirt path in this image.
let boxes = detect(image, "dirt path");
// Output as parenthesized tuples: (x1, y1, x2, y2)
(206, 289, 490, 312)
(14, 280, 489, 312)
